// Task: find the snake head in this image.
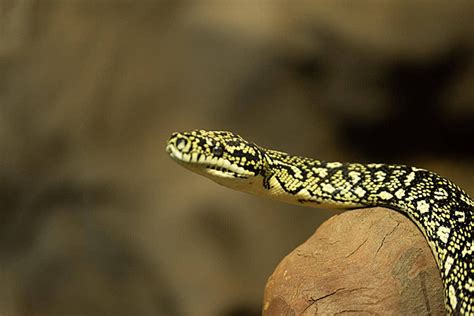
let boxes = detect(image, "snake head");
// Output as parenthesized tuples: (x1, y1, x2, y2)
(166, 130, 264, 183)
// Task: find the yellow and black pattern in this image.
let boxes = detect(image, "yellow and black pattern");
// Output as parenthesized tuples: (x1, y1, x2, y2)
(167, 130, 473, 315)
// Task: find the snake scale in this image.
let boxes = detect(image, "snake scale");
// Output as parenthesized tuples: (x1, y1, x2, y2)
(166, 130, 473, 315)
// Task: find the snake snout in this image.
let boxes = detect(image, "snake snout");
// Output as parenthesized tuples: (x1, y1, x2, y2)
(175, 137, 188, 150)
(167, 133, 189, 150)
(166, 132, 196, 163)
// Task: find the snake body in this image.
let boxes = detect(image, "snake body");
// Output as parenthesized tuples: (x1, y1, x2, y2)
(166, 130, 473, 315)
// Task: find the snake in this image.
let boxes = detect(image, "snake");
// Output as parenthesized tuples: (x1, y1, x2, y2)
(166, 129, 473, 315)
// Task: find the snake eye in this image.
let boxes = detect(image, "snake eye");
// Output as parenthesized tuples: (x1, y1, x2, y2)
(212, 145, 224, 157)
(176, 138, 187, 150)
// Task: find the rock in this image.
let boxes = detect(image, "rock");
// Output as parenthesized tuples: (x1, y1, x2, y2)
(263, 207, 445, 315)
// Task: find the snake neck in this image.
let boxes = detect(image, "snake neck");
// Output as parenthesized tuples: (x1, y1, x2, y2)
(259, 149, 369, 208)
(260, 149, 471, 213)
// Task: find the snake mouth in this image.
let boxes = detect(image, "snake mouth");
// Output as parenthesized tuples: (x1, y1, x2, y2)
(203, 164, 250, 179)
(166, 143, 251, 179)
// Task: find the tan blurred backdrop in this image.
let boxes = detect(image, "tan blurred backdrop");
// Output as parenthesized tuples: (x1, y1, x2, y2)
(0, 1, 473, 315)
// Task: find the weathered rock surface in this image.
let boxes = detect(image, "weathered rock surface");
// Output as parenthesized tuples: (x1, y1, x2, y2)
(263, 207, 445, 315)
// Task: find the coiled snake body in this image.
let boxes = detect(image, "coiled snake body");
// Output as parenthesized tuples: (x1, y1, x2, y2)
(166, 130, 473, 315)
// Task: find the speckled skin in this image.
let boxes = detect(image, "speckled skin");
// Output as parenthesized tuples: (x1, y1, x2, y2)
(167, 130, 473, 315)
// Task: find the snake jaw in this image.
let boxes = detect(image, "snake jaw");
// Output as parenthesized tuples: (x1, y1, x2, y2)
(168, 145, 252, 180)
(168, 150, 251, 179)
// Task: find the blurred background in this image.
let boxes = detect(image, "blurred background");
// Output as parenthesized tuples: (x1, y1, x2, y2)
(0, 1, 473, 315)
